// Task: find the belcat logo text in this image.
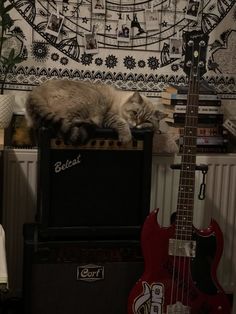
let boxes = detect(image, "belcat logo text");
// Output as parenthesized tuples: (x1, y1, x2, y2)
(54, 154, 81, 173)
(77, 264, 104, 282)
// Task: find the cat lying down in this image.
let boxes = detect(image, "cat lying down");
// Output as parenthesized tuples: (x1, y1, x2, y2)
(26, 79, 166, 144)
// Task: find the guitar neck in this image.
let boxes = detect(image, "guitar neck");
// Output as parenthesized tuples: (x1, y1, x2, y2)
(176, 74, 200, 240)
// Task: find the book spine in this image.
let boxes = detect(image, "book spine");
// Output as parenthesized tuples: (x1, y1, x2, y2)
(162, 99, 221, 106)
(179, 146, 228, 153)
(173, 113, 224, 124)
(161, 92, 220, 101)
(165, 84, 217, 95)
(179, 126, 225, 136)
(179, 137, 228, 146)
(175, 105, 223, 114)
(223, 119, 236, 136)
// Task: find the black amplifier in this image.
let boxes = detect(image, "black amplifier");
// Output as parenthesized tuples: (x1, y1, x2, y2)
(36, 127, 153, 238)
(23, 223, 144, 314)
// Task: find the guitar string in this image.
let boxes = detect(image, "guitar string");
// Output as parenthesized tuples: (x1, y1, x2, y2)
(181, 63, 196, 308)
(184, 38, 202, 311)
(170, 35, 203, 312)
(183, 71, 198, 310)
(170, 48, 196, 312)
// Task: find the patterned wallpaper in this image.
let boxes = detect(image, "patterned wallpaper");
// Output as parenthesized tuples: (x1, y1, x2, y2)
(1, 0, 236, 110)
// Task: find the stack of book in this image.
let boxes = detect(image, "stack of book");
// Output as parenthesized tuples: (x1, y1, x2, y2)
(161, 82, 228, 153)
(223, 118, 236, 137)
(223, 118, 236, 152)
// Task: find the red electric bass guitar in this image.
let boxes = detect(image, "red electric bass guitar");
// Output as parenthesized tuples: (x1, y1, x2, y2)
(128, 30, 231, 314)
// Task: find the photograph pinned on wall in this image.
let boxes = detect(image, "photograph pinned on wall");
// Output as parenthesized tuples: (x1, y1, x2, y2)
(92, 0, 106, 14)
(185, 0, 201, 21)
(84, 32, 99, 54)
(117, 19, 131, 42)
(145, 9, 160, 32)
(169, 37, 183, 58)
(131, 13, 145, 37)
(45, 12, 64, 37)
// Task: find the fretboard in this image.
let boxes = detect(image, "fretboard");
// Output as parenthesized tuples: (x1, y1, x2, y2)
(176, 74, 200, 240)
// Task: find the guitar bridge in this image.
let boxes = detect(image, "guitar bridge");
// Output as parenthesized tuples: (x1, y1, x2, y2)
(167, 302, 190, 313)
(168, 239, 196, 257)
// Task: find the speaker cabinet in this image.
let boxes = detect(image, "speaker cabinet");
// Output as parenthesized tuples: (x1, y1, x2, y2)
(23, 224, 144, 314)
(37, 127, 153, 237)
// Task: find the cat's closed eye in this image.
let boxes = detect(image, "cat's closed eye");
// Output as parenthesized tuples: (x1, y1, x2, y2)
(129, 109, 138, 116)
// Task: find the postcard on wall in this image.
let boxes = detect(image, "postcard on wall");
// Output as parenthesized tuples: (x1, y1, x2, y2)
(92, 0, 106, 14)
(170, 37, 183, 58)
(117, 19, 131, 42)
(45, 13, 64, 37)
(145, 9, 160, 31)
(84, 32, 99, 54)
(185, 0, 200, 21)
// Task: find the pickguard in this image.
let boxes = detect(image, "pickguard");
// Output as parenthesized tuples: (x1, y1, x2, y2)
(191, 232, 217, 294)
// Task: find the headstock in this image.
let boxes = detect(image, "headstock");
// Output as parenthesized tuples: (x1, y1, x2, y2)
(183, 30, 209, 79)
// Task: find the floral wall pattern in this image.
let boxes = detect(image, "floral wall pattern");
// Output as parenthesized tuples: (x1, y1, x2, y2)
(1, 0, 236, 109)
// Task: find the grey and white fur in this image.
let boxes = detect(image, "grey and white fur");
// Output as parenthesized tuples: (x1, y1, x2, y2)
(26, 79, 166, 144)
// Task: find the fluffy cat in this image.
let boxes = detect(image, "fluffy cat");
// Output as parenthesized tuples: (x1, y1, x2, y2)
(26, 79, 166, 144)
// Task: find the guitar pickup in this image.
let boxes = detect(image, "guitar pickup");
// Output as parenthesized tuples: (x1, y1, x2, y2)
(168, 239, 196, 257)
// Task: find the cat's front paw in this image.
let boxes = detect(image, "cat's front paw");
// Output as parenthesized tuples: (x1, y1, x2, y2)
(118, 131, 132, 144)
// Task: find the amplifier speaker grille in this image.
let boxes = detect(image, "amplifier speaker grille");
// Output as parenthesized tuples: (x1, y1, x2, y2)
(23, 224, 144, 314)
(37, 127, 153, 236)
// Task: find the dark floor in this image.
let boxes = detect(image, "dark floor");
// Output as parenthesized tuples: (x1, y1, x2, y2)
(0, 294, 234, 314)
(0, 297, 23, 314)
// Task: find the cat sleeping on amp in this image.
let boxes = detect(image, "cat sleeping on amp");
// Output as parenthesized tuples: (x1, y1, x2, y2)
(26, 79, 166, 144)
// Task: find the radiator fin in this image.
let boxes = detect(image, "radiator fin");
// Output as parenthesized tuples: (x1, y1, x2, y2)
(2, 149, 37, 297)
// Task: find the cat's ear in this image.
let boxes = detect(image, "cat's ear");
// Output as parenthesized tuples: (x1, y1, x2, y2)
(154, 110, 168, 120)
(129, 91, 143, 103)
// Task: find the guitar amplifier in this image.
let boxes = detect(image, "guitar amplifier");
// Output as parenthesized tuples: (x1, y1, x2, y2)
(36, 127, 153, 238)
(23, 223, 144, 314)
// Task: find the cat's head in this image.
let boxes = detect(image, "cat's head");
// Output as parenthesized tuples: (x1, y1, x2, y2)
(121, 91, 167, 131)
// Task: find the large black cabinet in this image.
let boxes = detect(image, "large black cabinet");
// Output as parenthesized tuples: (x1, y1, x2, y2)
(23, 127, 154, 313)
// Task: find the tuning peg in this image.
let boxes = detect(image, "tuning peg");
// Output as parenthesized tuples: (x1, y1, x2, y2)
(199, 40, 206, 47)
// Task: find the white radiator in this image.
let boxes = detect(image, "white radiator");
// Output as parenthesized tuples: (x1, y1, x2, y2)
(2, 150, 236, 298)
(2, 149, 37, 297)
(151, 154, 236, 294)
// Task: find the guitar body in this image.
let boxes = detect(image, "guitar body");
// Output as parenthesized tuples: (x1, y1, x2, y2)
(128, 209, 231, 314)
(129, 31, 232, 314)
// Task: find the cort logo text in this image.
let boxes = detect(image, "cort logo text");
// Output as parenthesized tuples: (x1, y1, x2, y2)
(77, 264, 104, 282)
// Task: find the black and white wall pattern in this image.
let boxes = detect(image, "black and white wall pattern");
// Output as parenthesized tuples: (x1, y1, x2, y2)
(2, 0, 236, 104)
